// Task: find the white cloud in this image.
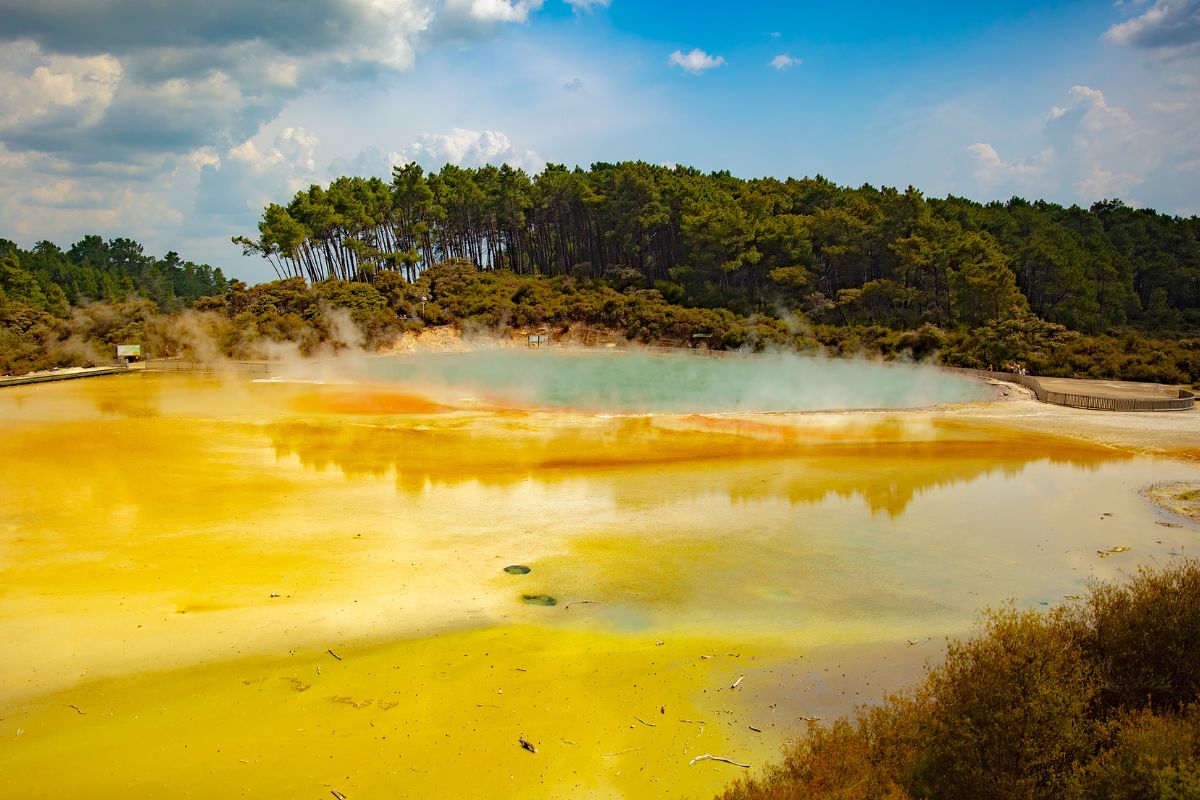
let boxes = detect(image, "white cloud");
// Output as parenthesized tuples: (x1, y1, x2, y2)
(434, 0, 545, 36)
(966, 142, 1051, 188)
(0, 144, 186, 250)
(563, 0, 609, 10)
(668, 48, 726, 74)
(769, 54, 801, 70)
(0, 44, 122, 134)
(394, 128, 545, 171)
(964, 83, 1188, 207)
(0, 0, 550, 166)
(1104, 0, 1200, 51)
(229, 127, 321, 176)
(1150, 95, 1198, 111)
(1075, 164, 1145, 199)
(443, 0, 543, 24)
(185, 147, 221, 170)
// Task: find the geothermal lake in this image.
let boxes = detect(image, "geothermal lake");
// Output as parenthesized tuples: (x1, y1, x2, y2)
(348, 349, 993, 412)
(1, 352, 1197, 799)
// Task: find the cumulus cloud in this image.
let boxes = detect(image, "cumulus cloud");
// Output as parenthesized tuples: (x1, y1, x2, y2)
(966, 84, 1168, 206)
(0, 43, 122, 138)
(0, 144, 187, 251)
(0, 0, 553, 169)
(393, 128, 545, 172)
(450, 0, 543, 24)
(194, 127, 325, 227)
(668, 48, 726, 74)
(769, 54, 801, 70)
(0, 1, 435, 68)
(1104, 0, 1200, 51)
(564, 0, 610, 10)
(965, 142, 1052, 189)
(433, 0, 544, 39)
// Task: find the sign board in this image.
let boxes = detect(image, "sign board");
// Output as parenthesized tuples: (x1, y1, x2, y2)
(116, 344, 142, 359)
(527, 335, 549, 347)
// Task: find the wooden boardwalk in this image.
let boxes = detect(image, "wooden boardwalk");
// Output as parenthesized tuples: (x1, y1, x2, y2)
(967, 369, 1196, 412)
(0, 365, 132, 388)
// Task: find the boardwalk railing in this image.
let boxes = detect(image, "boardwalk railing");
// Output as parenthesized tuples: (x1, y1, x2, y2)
(961, 368, 1196, 412)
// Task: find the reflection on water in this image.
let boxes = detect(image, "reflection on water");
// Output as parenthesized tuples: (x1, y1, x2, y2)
(1, 372, 1197, 800)
(266, 414, 1123, 516)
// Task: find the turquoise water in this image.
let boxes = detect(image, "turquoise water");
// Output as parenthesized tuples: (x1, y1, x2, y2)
(359, 349, 991, 412)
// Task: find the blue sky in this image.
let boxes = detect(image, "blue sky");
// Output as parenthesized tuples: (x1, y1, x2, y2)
(1, 0, 1198, 284)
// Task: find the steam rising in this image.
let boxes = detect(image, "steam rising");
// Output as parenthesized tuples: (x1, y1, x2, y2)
(351, 349, 991, 413)
(142, 310, 989, 413)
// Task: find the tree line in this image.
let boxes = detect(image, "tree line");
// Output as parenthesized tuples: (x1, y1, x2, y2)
(1, 235, 230, 316)
(236, 161, 1200, 335)
(3, 161, 1199, 382)
(0, 236, 231, 375)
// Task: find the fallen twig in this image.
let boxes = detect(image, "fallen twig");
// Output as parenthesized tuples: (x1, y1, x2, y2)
(519, 736, 537, 753)
(634, 715, 656, 727)
(601, 747, 642, 757)
(731, 675, 745, 689)
(748, 725, 762, 732)
(326, 649, 342, 661)
(67, 704, 85, 715)
(689, 754, 750, 768)
(331, 791, 346, 800)
(565, 600, 596, 609)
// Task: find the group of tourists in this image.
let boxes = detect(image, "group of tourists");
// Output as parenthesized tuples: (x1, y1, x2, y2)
(986, 363, 1029, 375)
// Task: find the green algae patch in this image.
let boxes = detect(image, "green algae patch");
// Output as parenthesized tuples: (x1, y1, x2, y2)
(504, 565, 532, 575)
(521, 593, 557, 606)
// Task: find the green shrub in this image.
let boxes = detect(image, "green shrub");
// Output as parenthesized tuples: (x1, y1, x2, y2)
(1070, 705, 1200, 799)
(911, 606, 1097, 800)
(1075, 562, 1200, 713)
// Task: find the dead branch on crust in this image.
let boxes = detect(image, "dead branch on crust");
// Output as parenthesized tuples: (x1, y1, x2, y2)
(634, 715, 656, 727)
(689, 754, 750, 768)
(326, 649, 342, 661)
(519, 736, 537, 753)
